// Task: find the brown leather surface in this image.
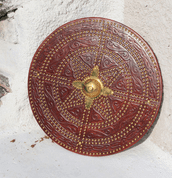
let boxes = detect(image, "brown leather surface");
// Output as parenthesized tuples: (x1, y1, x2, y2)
(28, 17, 163, 156)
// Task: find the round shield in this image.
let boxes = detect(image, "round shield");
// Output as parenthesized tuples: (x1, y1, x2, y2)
(28, 17, 163, 156)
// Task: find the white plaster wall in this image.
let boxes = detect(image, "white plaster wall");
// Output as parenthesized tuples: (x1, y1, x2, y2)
(0, 0, 172, 177)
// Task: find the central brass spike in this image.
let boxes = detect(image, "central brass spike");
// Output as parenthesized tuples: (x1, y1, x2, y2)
(72, 66, 114, 109)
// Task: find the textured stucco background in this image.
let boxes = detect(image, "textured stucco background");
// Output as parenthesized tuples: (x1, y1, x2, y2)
(0, 0, 172, 177)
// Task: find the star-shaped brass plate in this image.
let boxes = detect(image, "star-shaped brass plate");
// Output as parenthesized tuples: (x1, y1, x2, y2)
(73, 66, 113, 109)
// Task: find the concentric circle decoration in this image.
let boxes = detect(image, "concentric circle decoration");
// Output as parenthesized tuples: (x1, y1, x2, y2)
(28, 17, 163, 156)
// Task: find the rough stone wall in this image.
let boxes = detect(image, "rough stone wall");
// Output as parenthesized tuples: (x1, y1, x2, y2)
(0, 0, 172, 178)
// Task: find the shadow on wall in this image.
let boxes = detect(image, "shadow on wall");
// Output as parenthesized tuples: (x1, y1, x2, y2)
(123, 0, 169, 154)
(0, 74, 11, 105)
(0, 1, 18, 21)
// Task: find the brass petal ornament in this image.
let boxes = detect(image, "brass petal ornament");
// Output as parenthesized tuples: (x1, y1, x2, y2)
(73, 66, 113, 109)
